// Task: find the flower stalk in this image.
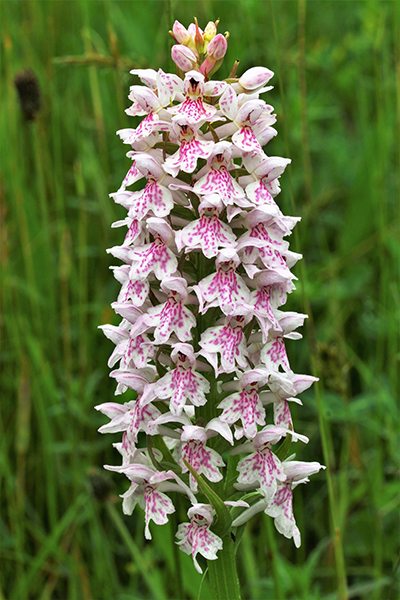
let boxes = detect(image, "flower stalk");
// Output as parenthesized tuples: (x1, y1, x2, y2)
(208, 534, 242, 600)
(97, 18, 325, 597)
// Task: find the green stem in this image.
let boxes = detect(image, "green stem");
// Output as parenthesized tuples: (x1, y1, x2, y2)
(208, 534, 241, 600)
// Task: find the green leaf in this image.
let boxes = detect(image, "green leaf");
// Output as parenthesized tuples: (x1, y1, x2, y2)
(147, 435, 182, 476)
(275, 428, 293, 461)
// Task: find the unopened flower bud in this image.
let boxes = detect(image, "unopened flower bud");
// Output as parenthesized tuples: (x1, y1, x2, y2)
(171, 45, 198, 72)
(199, 56, 215, 76)
(206, 33, 227, 60)
(171, 20, 191, 44)
(204, 20, 218, 45)
(237, 66, 274, 92)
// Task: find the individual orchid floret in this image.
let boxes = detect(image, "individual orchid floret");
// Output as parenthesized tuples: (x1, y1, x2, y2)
(232, 426, 287, 502)
(230, 100, 277, 154)
(111, 266, 150, 306)
(163, 116, 215, 176)
(168, 71, 220, 124)
(193, 248, 252, 316)
(108, 463, 193, 539)
(250, 274, 283, 340)
(150, 415, 231, 492)
(128, 218, 178, 282)
(118, 87, 170, 146)
(241, 152, 292, 209)
(199, 314, 250, 375)
(218, 86, 277, 154)
(95, 394, 160, 443)
(192, 142, 247, 207)
(217, 369, 269, 439)
(100, 323, 154, 370)
(133, 277, 196, 344)
(176, 504, 223, 574)
(232, 425, 308, 502)
(129, 68, 184, 110)
(260, 311, 308, 372)
(262, 371, 318, 428)
(179, 425, 226, 491)
(175, 196, 236, 259)
(237, 211, 302, 280)
(263, 460, 325, 547)
(112, 155, 175, 220)
(251, 268, 296, 312)
(153, 343, 210, 415)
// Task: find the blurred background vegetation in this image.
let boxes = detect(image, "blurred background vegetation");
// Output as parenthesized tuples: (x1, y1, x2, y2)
(1, 1, 399, 599)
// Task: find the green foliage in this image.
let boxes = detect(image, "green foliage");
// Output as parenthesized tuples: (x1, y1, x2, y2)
(1, 1, 398, 599)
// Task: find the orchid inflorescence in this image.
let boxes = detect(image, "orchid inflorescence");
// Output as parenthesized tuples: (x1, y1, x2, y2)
(96, 18, 324, 574)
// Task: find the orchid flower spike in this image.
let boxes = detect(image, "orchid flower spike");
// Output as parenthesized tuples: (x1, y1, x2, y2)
(97, 17, 324, 579)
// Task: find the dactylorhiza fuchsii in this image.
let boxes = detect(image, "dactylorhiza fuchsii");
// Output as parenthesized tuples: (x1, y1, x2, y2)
(96, 18, 325, 576)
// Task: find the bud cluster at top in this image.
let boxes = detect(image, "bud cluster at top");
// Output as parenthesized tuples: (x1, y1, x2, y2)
(170, 18, 228, 76)
(96, 18, 324, 574)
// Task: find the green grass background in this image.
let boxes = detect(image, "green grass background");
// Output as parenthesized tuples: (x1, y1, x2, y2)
(1, 1, 399, 598)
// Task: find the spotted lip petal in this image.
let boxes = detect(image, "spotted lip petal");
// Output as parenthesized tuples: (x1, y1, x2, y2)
(154, 359, 209, 415)
(176, 506, 223, 574)
(263, 460, 325, 548)
(199, 317, 249, 374)
(168, 71, 218, 124)
(236, 444, 286, 502)
(232, 126, 264, 154)
(117, 111, 160, 146)
(175, 212, 236, 259)
(107, 330, 154, 370)
(193, 263, 252, 316)
(193, 166, 245, 206)
(96, 396, 160, 441)
(180, 429, 225, 492)
(115, 465, 192, 539)
(163, 119, 215, 176)
(114, 275, 150, 307)
(123, 181, 174, 220)
(218, 388, 266, 439)
(129, 240, 178, 282)
(140, 296, 196, 343)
